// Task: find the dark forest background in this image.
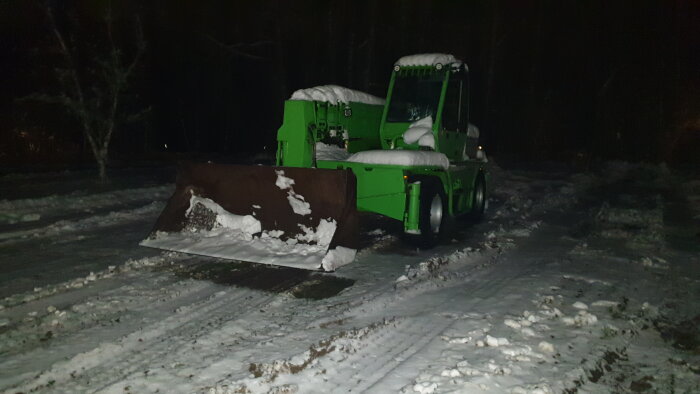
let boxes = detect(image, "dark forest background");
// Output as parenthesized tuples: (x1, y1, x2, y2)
(1, 0, 698, 171)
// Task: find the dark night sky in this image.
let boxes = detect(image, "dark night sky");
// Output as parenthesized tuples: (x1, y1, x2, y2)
(1, 0, 698, 168)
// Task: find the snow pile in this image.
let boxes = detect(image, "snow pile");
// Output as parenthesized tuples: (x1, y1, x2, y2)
(538, 341, 556, 355)
(413, 382, 438, 393)
(321, 246, 357, 271)
(315, 142, 350, 161)
(561, 310, 598, 327)
(347, 150, 450, 170)
(483, 335, 510, 347)
(402, 116, 435, 149)
(290, 85, 385, 105)
(187, 195, 261, 235)
(395, 53, 461, 67)
(275, 170, 311, 216)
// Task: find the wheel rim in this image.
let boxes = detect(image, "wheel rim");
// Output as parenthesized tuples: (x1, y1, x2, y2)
(429, 194, 443, 234)
(474, 181, 485, 211)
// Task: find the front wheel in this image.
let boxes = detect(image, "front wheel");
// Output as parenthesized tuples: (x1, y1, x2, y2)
(404, 178, 451, 249)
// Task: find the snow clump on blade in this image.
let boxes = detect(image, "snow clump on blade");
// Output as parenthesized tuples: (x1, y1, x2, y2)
(274, 170, 295, 189)
(275, 170, 311, 216)
(296, 219, 336, 246)
(187, 195, 261, 235)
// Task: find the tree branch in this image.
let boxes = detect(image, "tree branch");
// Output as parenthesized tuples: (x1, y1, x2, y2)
(44, 3, 88, 131)
(200, 32, 270, 61)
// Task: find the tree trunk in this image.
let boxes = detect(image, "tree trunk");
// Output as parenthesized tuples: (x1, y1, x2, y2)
(94, 147, 108, 182)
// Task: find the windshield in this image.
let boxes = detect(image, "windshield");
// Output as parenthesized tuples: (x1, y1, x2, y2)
(386, 73, 444, 122)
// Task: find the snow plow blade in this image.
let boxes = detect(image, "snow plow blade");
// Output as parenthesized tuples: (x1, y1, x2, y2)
(141, 162, 359, 271)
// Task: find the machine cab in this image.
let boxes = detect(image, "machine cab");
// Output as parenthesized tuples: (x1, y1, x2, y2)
(380, 56, 473, 163)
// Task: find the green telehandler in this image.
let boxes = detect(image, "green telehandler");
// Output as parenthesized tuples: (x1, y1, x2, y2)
(142, 53, 488, 271)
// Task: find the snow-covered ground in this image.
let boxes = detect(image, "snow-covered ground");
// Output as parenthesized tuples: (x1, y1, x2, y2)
(0, 162, 698, 393)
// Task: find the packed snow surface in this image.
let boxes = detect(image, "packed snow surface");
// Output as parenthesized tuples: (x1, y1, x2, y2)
(395, 53, 461, 67)
(347, 149, 450, 169)
(290, 85, 385, 105)
(1, 162, 699, 394)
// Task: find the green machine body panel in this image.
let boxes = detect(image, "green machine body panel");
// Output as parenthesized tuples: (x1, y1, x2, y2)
(276, 100, 384, 168)
(276, 55, 488, 237)
(317, 160, 408, 220)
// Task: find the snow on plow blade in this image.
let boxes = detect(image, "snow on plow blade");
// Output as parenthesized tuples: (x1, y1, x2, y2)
(141, 162, 359, 271)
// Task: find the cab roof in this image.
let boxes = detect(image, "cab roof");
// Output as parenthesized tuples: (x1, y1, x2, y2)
(394, 53, 462, 68)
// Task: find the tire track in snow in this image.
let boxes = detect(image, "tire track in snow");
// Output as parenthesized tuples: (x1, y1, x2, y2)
(344, 316, 455, 393)
(0, 273, 216, 385)
(326, 224, 578, 392)
(0, 185, 172, 226)
(0, 201, 165, 244)
(89, 288, 286, 393)
(10, 283, 280, 393)
(224, 258, 528, 394)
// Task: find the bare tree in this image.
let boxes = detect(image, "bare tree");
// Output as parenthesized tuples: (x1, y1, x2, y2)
(34, 1, 146, 181)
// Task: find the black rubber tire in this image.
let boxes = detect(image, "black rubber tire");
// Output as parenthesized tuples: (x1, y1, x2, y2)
(467, 174, 486, 221)
(404, 177, 450, 249)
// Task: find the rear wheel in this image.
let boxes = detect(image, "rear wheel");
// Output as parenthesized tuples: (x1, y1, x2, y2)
(467, 174, 486, 221)
(404, 178, 450, 249)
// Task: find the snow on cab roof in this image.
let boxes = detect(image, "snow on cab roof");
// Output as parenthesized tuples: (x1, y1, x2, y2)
(290, 85, 385, 105)
(395, 53, 462, 67)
